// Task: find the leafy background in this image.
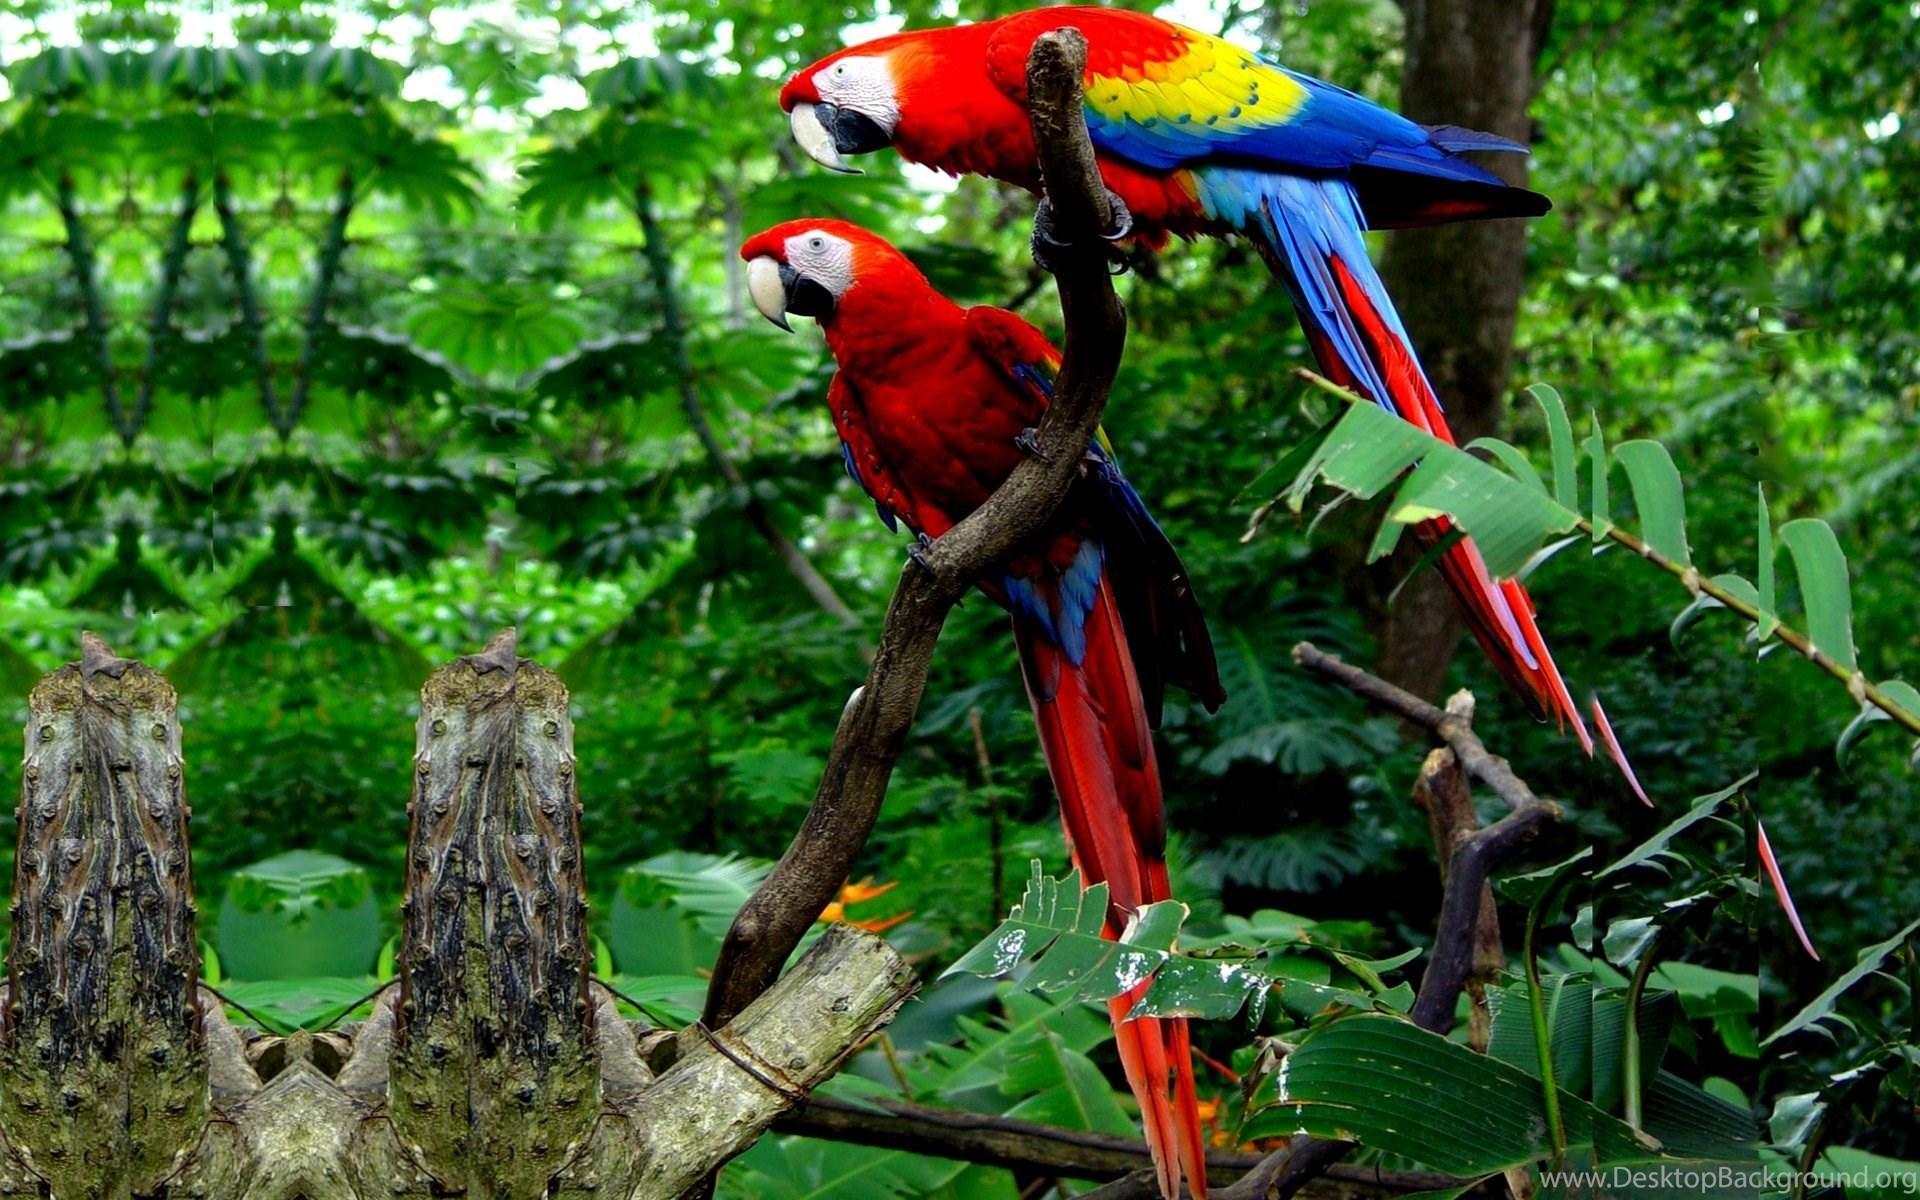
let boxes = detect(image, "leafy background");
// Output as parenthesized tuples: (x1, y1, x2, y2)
(0, 0, 1914, 1194)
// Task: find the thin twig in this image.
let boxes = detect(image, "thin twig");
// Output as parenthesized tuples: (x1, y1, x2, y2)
(702, 27, 1126, 1029)
(633, 177, 861, 630)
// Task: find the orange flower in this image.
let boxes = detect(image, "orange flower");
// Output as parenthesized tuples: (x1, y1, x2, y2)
(817, 877, 910, 933)
(838, 877, 897, 904)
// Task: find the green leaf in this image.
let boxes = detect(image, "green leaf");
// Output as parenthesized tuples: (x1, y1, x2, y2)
(1640, 1071, 1760, 1161)
(220, 976, 383, 1033)
(1252, 1014, 1658, 1175)
(1837, 680, 1920, 765)
(1465, 435, 1549, 497)
(1614, 440, 1692, 567)
(1757, 486, 1778, 641)
(1763, 918, 1920, 1046)
(598, 974, 705, 1026)
(1818, 1147, 1920, 1200)
(1527, 383, 1579, 512)
(1284, 399, 1430, 513)
(1778, 518, 1856, 671)
(1487, 974, 1595, 1094)
(1597, 775, 1751, 878)
(1587, 412, 1611, 538)
(1282, 400, 1578, 578)
(1768, 1092, 1825, 1149)
(950, 865, 1398, 1022)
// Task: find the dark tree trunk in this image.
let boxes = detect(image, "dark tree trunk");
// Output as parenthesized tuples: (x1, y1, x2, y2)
(1373, 0, 1555, 701)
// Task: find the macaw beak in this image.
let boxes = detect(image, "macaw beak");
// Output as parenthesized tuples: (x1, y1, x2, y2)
(747, 256, 794, 331)
(747, 256, 838, 331)
(788, 101, 891, 174)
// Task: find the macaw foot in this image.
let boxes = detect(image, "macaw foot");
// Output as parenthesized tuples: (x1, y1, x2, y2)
(1014, 426, 1052, 464)
(906, 532, 939, 576)
(1030, 189, 1134, 275)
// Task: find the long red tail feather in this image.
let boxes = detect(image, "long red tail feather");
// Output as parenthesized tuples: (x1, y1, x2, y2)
(1314, 255, 1596, 752)
(1018, 574, 1208, 1200)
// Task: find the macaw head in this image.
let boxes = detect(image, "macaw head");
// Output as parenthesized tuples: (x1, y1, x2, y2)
(778, 24, 995, 174)
(740, 218, 918, 331)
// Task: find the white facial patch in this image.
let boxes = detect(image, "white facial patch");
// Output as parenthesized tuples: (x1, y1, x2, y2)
(813, 55, 900, 134)
(785, 230, 857, 300)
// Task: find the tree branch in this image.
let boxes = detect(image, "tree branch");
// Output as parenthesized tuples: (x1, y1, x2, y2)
(777, 1094, 1457, 1194)
(213, 171, 280, 427)
(701, 27, 1125, 1028)
(55, 173, 131, 443)
(279, 171, 355, 438)
(633, 177, 861, 629)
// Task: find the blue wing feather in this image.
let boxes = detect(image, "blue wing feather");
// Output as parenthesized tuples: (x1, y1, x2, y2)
(840, 435, 897, 532)
(1084, 66, 1512, 192)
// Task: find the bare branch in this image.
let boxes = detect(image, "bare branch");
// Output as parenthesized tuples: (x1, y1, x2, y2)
(1292, 642, 1555, 818)
(702, 27, 1125, 1028)
(778, 1094, 1458, 1194)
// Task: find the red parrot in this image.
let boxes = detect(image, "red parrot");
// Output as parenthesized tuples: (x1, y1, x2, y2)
(778, 5, 1628, 770)
(742, 218, 1221, 1200)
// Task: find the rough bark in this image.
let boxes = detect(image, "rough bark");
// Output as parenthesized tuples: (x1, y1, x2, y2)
(3, 634, 206, 1199)
(1373, 0, 1555, 700)
(391, 628, 600, 1197)
(1408, 735, 1505, 1053)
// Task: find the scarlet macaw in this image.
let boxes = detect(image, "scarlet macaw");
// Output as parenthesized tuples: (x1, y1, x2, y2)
(742, 218, 1220, 1200)
(778, 5, 1613, 760)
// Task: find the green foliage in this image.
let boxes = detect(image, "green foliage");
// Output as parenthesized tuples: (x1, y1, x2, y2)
(1270, 376, 1920, 762)
(0, 0, 1915, 1189)
(947, 863, 1415, 1024)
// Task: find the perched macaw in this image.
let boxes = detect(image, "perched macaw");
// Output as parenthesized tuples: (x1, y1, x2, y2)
(743, 218, 1221, 1200)
(778, 5, 1622, 766)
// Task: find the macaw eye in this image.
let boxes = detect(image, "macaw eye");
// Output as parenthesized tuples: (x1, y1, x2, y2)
(808, 236, 826, 251)
(832, 63, 847, 77)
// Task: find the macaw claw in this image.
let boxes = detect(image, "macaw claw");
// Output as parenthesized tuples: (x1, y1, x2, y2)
(1014, 426, 1051, 463)
(907, 532, 939, 576)
(1030, 190, 1134, 275)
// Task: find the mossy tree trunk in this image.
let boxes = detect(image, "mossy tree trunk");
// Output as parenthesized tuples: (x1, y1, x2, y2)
(391, 630, 600, 1196)
(3, 635, 206, 1199)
